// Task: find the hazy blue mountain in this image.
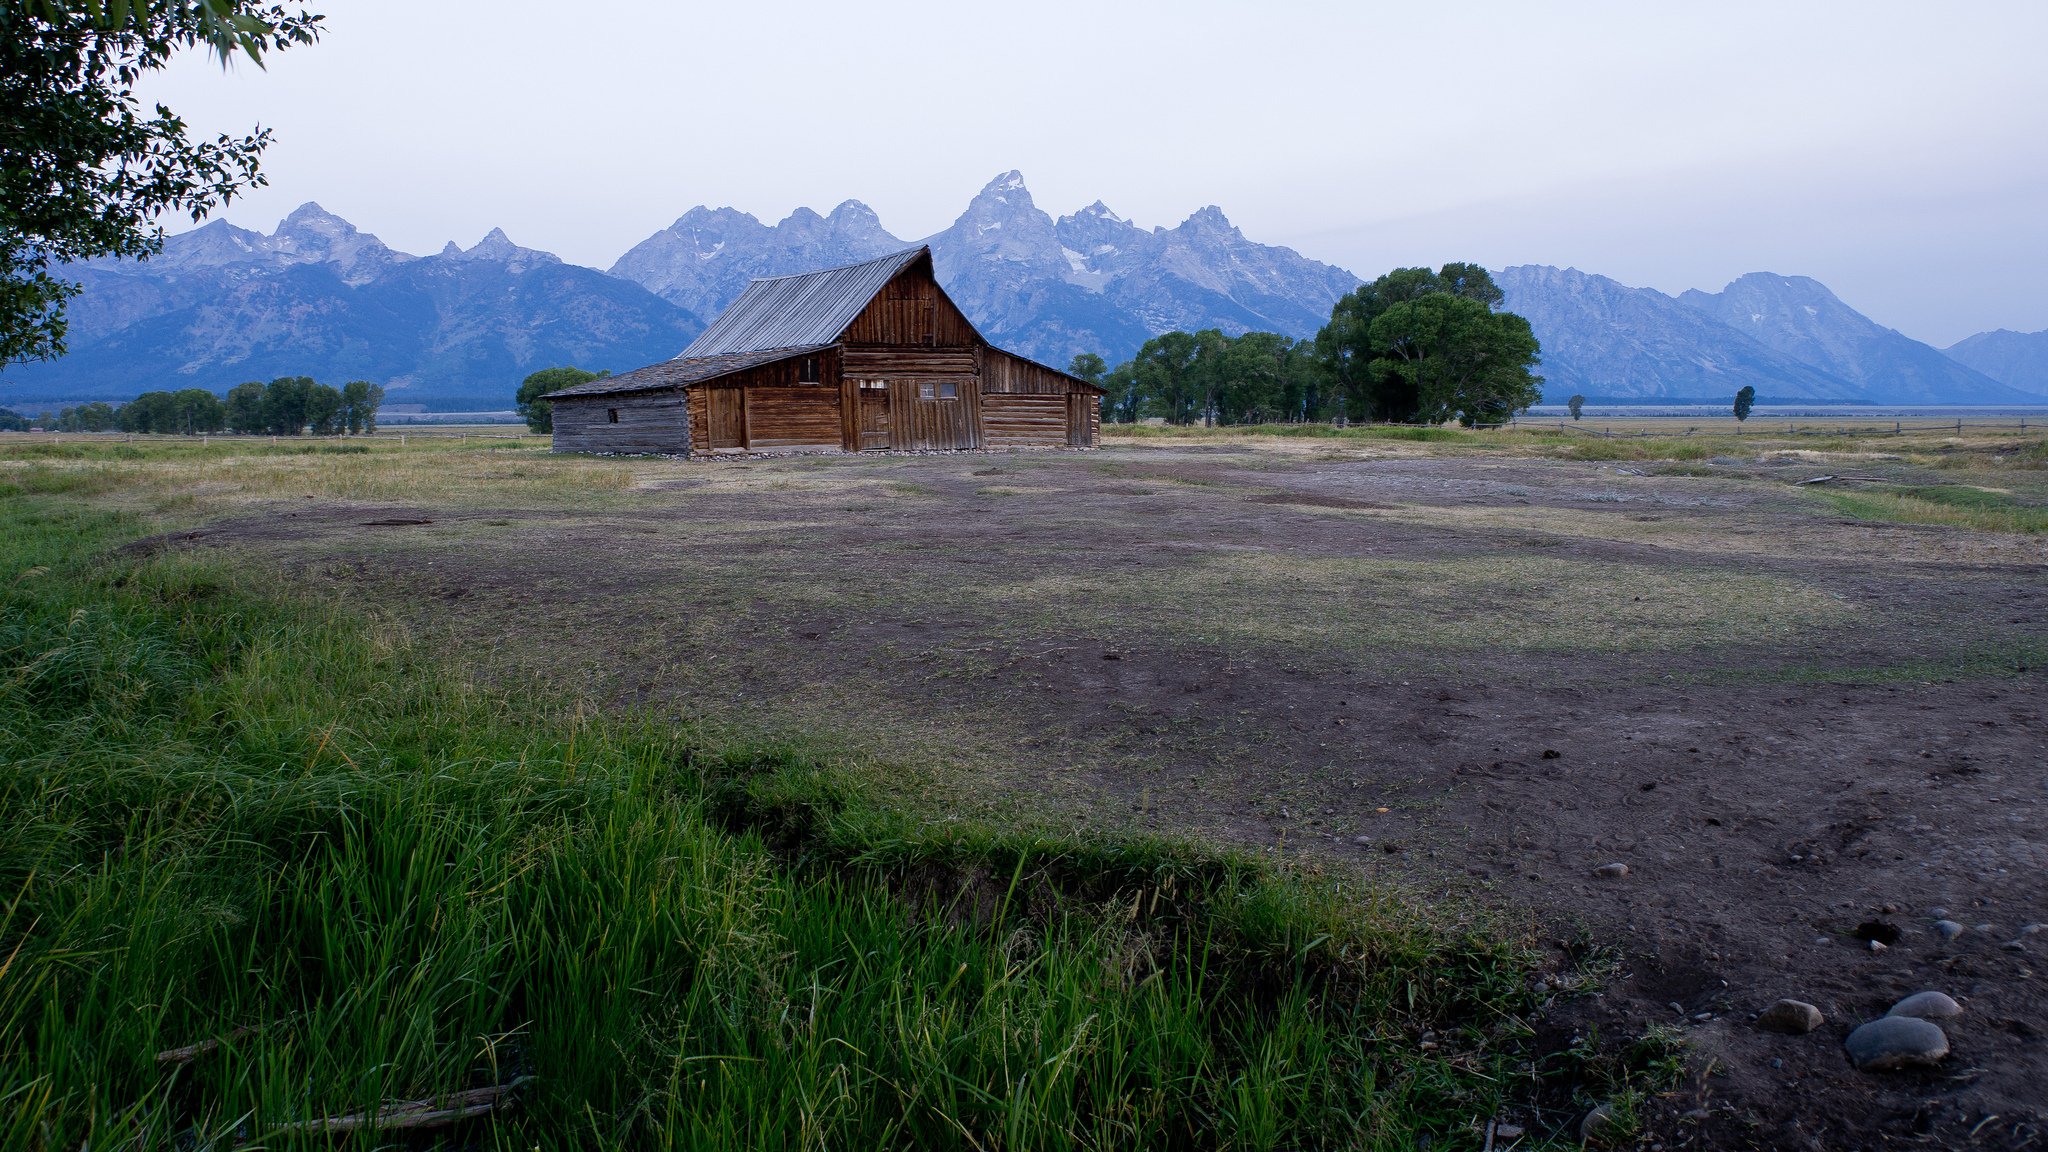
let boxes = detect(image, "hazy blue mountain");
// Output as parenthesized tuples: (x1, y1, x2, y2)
(1942, 328, 2048, 398)
(1501, 265, 2036, 404)
(607, 171, 1359, 367)
(1498, 265, 1862, 403)
(2, 205, 703, 410)
(608, 201, 904, 322)
(1675, 273, 2025, 404)
(15, 188, 2037, 412)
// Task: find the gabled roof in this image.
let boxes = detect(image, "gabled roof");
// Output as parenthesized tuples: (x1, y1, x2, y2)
(541, 345, 828, 399)
(680, 247, 936, 357)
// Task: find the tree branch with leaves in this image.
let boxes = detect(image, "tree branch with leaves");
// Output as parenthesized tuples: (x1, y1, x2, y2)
(0, 1, 322, 366)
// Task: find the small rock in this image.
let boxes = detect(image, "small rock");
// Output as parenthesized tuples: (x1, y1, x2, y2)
(1845, 1016, 1949, 1071)
(1868, 939, 1887, 953)
(1928, 906, 1949, 918)
(1495, 1122, 1524, 1139)
(2001, 939, 2027, 952)
(1580, 1102, 1622, 1146)
(1887, 991, 1962, 1020)
(1769, 1057, 1783, 1069)
(1692, 1011, 1713, 1022)
(1757, 998, 1823, 1034)
(1351, 835, 1373, 845)
(2023, 923, 2046, 937)
(1934, 920, 1965, 942)
(1974, 922, 1995, 933)
(1594, 862, 1630, 879)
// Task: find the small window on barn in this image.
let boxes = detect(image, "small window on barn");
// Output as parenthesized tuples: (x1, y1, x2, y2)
(797, 356, 819, 382)
(919, 382, 935, 400)
(607, 408, 619, 424)
(937, 382, 958, 400)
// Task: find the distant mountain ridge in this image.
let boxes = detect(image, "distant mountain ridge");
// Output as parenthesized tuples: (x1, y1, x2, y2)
(1500, 265, 2037, 405)
(13, 204, 702, 409)
(6, 175, 2043, 410)
(1943, 328, 2048, 398)
(609, 170, 1360, 367)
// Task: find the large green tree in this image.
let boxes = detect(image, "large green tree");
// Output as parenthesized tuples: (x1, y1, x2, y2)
(340, 379, 383, 434)
(1310, 263, 1546, 424)
(224, 380, 264, 433)
(516, 367, 603, 433)
(1366, 294, 1543, 426)
(1, 2, 321, 366)
(1315, 264, 1514, 421)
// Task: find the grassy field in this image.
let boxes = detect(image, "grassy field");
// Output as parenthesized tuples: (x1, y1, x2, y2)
(3, 421, 2043, 1149)
(0, 442, 1636, 1150)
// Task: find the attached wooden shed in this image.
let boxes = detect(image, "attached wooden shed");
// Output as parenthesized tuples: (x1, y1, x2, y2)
(547, 247, 1103, 457)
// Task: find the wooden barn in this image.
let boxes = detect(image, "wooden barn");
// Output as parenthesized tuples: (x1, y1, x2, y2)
(546, 247, 1103, 456)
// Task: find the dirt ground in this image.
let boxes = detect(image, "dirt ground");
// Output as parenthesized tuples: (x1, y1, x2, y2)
(190, 438, 2046, 1149)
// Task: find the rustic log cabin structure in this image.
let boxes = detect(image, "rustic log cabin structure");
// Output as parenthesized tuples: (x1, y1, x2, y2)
(546, 247, 1103, 456)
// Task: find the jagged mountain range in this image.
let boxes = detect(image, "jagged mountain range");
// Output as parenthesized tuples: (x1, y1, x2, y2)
(1499, 267, 2044, 404)
(4, 171, 2045, 409)
(18, 205, 701, 410)
(607, 171, 1358, 369)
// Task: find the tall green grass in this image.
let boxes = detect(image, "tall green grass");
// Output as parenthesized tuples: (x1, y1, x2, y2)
(1820, 484, 2048, 533)
(0, 496, 1546, 1149)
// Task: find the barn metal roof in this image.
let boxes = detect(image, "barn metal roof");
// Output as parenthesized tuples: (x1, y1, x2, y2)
(540, 346, 828, 399)
(679, 247, 932, 357)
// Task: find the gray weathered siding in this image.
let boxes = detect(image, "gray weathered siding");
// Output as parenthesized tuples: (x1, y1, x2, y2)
(551, 390, 690, 455)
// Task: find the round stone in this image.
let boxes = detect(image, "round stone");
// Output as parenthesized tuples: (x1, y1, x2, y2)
(1594, 862, 1630, 878)
(1580, 1102, 1622, 1146)
(1887, 991, 1962, 1020)
(1845, 1016, 1949, 1071)
(1934, 920, 1965, 942)
(1756, 998, 1823, 1034)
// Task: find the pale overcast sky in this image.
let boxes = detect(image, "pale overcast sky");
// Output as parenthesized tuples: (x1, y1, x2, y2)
(143, 0, 2048, 346)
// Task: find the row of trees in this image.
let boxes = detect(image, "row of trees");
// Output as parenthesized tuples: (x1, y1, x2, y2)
(1074, 263, 1545, 427)
(25, 377, 384, 435)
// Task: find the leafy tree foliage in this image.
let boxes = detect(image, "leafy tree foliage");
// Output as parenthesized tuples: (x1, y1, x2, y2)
(224, 381, 265, 433)
(1089, 261, 1542, 427)
(1366, 295, 1543, 426)
(1314, 263, 1536, 422)
(54, 400, 116, 431)
(1066, 352, 1106, 387)
(303, 379, 343, 434)
(0, 408, 29, 431)
(1733, 385, 1756, 423)
(40, 376, 377, 435)
(516, 366, 603, 434)
(340, 379, 384, 434)
(1568, 394, 1585, 421)
(1, 2, 321, 367)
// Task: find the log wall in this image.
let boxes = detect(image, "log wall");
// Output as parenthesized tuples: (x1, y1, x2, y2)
(841, 263, 980, 346)
(887, 379, 981, 450)
(743, 386, 842, 448)
(550, 390, 690, 455)
(981, 394, 1069, 447)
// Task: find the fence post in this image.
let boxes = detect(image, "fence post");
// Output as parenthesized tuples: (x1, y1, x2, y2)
(1957, 418, 1963, 433)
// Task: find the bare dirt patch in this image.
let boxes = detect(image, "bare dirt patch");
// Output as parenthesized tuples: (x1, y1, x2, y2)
(184, 442, 2047, 1149)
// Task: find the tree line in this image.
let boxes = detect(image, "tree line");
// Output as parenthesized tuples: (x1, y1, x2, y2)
(1071, 263, 1546, 427)
(7, 377, 385, 435)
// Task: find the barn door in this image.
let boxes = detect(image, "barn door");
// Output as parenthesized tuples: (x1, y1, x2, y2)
(857, 382, 891, 450)
(706, 387, 746, 449)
